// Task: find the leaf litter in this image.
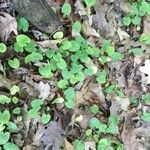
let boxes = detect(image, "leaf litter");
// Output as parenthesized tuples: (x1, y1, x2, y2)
(0, 0, 150, 149)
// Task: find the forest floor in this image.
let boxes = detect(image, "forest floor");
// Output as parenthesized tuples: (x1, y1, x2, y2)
(0, 0, 150, 150)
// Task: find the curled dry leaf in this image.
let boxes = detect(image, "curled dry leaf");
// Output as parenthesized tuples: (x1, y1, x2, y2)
(0, 12, 17, 42)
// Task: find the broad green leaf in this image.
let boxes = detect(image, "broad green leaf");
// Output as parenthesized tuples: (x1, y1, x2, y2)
(8, 58, 20, 69)
(96, 70, 107, 84)
(58, 79, 68, 89)
(61, 3, 72, 16)
(83, 0, 96, 7)
(4, 142, 19, 150)
(16, 34, 31, 47)
(73, 139, 84, 150)
(0, 95, 11, 104)
(0, 132, 10, 145)
(0, 43, 6, 53)
(41, 114, 51, 124)
(10, 85, 20, 95)
(17, 17, 29, 32)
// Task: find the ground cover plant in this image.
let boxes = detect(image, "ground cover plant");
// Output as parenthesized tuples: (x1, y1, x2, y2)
(0, 0, 150, 149)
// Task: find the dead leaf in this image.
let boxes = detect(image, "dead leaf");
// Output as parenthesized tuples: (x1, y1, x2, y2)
(0, 12, 17, 42)
(139, 59, 150, 84)
(74, 0, 100, 37)
(85, 141, 96, 150)
(64, 139, 74, 150)
(143, 16, 150, 35)
(36, 81, 51, 100)
(41, 121, 65, 150)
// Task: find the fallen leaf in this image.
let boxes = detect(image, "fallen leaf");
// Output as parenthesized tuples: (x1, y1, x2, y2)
(85, 141, 96, 150)
(0, 12, 17, 42)
(41, 121, 65, 150)
(139, 59, 150, 84)
(74, 0, 100, 37)
(36, 81, 51, 100)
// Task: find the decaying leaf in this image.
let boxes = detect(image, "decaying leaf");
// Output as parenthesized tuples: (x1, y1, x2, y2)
(139, 59, 150, 84)
(74, 0, 100, 37)
(85, 141, 96, 150)
(0, 12, 17, 42)
(41, 121, 65, 150)
(37, 81, 51, 100)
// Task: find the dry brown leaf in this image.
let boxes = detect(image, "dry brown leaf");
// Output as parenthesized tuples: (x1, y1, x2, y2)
(0, 12, 17, 42)
(85, 141, 96, 150)
(74, 0, 100, 37)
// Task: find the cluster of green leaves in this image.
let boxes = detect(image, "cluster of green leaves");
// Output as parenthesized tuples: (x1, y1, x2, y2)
(73, 116, 124, 150)
(89, 115, 119, 135)
(27, 99, 51, 124)
(0, 86, 21, 149)
(83, 116, 123, 150)
(123, 0, 150, 26)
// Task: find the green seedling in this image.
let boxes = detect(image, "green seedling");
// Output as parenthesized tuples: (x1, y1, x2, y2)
(8, 58, 20, 69)
(61, 3, 72, 16)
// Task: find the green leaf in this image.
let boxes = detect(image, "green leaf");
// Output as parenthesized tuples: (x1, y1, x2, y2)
(8, 58, 20, 69)
(14, 43, 24, 53)
(129, 48, 144, 56)
(107, 123, 118, 134)
(25, 52, 43, 63)
(90, 105, 99, 114)
(0, 95, 11, 104)
(140, 33, 150, 45)
(7, 122, 17, 132)
(84, 66, 98, 76)
(4, 142, 19, 150)
(64, 87, 75, 100)
(62, 69, 71, 80)
(41, 114, 51, 124)
(141, 112, 150, 122)
(25, 41, 37, 52)
(105, 46, 115, 56)
(61, 3, 72, 16)
(17, 17, 29, 32)
(0, 110, 10, 125)
(10, 85, 20, 95)
(60, 40, 72, 50)
(73, 139, 84, 150)
(12, 107, 21, 115)
(56, 59, 67, 70)
(83, 0, 96, 7)
(142, 93, 150, 105)
(28, 108, 40, 118)
(69, 41, 80, 52)
(72, 21, 81, 32)
(0, 132, 10, 145)
(58, 79, 68, 89)
(89, 117, 101, 128)
(31, 99, 43, 108)
(123, 16, 131, 26)
(139, 1, 150, 16)
(53, 32, 63, 39)
(65, 100, 75, 109)
(132, 16, 141, 25)
(16, 34, 31, 47)
(96, 70, 107, 84)
(39, 64, 53, 78)
(98, 138, 111, 150)
(85, 129, 92, 136)
(0, 43, 6, 53)
(111, 52, 124, 62)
